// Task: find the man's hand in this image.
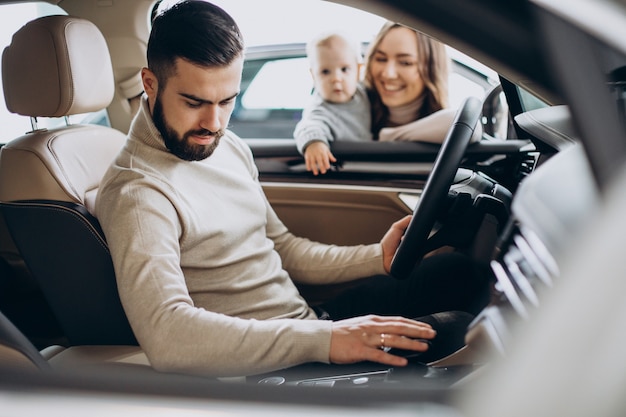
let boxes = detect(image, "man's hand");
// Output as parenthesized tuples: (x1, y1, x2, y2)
(304, 141, 337, 175)
(380, 215, 412, 274)
(329, 315, 435, 366)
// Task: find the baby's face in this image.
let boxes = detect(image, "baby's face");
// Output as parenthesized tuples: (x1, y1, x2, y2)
(311, 40, 360, 104)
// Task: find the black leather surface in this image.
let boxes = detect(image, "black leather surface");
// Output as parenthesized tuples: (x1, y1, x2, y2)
(0, 309, 50, 370)
(1, 200, 137, 346)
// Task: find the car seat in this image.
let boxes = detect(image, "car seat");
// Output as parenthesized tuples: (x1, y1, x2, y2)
(0, 308, 51, 371)
(0, 15, 136, 346)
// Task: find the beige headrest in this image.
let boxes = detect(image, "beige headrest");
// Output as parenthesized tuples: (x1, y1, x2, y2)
(2, 15, 114, 118)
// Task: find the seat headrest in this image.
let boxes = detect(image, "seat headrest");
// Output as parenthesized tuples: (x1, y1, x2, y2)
(2, 15, 114, 118)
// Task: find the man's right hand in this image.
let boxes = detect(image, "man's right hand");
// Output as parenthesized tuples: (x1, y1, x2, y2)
(304, 141, 337, 175)
(329, 315, 436, 367)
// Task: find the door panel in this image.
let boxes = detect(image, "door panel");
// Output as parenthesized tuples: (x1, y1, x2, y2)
(262, 183, 417, 245)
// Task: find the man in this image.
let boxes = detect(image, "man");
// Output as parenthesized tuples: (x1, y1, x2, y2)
(97, 0, 479, 378)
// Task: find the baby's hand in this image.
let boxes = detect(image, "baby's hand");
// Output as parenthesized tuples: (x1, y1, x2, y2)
(304, 141, 337, 175)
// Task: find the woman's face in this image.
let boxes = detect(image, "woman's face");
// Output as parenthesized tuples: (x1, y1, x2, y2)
(370, 26, 425, 108)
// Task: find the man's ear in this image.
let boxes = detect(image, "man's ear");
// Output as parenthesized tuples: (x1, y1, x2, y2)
(141, 67, 159, 99)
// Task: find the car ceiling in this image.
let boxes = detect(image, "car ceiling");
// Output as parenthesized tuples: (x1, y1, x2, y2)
(2, 0, 561, 104)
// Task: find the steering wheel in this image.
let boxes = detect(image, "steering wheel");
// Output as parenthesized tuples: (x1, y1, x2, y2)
(390, 96, 483, 279)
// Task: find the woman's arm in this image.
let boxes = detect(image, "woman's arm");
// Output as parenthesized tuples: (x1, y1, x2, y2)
(379, 108, 482, 144)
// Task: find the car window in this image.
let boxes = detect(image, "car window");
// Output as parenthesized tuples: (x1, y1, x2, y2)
(242, 58, 312, 110)
(0, 2, 109, 145)
(232, 47, 506, 139)
(154, 0, 521, 141)
(518, 88, 549, 112)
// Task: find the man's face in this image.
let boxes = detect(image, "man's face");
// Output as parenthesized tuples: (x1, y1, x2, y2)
(142, 57, 243, 161)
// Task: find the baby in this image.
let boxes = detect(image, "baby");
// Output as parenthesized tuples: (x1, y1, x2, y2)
(294, 31, 372, 175)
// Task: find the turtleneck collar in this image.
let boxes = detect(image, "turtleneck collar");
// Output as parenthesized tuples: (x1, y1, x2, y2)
(130, 94, 169, 152)
(387, 94, 425, 127)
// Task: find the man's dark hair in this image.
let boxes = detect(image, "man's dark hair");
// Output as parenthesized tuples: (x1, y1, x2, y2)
(147, 0, 244, 86)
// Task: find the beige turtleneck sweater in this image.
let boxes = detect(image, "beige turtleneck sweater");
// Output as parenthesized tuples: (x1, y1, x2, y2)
(96, 96, 386, 377)
(379, 95, 481, 143)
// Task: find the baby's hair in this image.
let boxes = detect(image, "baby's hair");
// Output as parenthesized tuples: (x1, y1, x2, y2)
(306, 31, 363, 66)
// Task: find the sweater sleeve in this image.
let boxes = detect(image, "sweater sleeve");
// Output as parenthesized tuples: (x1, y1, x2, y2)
(293, 106, 334, 154)
(263, 196, 387, 284)
(378, 108, 482, 144)
(233, 132, 386, 282)
(97, 168, 333, 378)
(294, 86, 372, 154)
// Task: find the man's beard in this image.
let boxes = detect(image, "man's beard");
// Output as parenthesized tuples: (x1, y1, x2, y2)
(152, 94, 224, 161)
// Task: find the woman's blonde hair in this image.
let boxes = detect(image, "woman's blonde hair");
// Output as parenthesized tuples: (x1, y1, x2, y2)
(364, 22, 450, 137)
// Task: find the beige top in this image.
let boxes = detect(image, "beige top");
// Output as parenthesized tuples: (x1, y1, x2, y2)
(379, 95, 482, 143)
(96, 97, 386, 377)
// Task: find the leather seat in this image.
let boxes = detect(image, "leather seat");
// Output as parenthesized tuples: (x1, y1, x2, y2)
(0, 15, 136, 346)
(0, 306, 150, 373)
(0, 308, 50, 371)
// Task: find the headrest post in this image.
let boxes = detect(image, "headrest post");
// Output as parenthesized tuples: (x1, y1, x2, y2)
(29, 116, 39, 131)
(64, 115, 71, 126)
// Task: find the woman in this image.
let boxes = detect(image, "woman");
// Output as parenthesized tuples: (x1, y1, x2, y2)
(365, 21, 480, 143)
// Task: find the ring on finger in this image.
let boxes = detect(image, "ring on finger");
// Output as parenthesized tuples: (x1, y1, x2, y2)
(380, 333, 387, 349)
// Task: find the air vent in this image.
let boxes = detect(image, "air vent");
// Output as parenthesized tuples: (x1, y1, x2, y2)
(518, 151, 539, 179)
(467, 222, 559, 356)
(491, 224, 558, 319)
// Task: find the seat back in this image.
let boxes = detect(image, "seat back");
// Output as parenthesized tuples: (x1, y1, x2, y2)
(0, 15, 136, 345)
(0, 309, 50, 371)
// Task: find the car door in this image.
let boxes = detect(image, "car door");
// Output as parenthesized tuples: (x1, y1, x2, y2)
(234, 61, 535, 245)
(249, 137, 536, 246)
